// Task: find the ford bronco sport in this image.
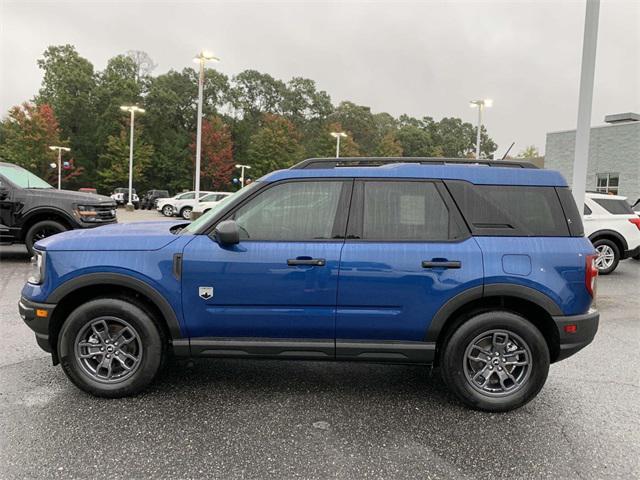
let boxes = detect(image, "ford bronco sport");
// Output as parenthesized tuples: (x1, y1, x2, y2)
(19, 158, 599, 412)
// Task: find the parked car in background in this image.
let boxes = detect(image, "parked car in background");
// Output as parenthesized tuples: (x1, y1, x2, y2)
(584, 192, 640, 273)
(20, 157, 599, 412)
(140, 189, 170, 210)
(110, 188, 139, 209)
(156, 190, 212, 219)
(190, 192, 233, 215)
(0, 161, 116, 254)
(78, 188, 97, 195)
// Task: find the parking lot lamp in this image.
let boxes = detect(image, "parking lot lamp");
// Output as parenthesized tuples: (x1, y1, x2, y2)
(193, 50, 220, 205)
(330, 132, 348, 158)
(48, 146, 70, 190)
(119, 105, 145, 210)
(235, 164, 251, 188)
(469, 99, 492, 159)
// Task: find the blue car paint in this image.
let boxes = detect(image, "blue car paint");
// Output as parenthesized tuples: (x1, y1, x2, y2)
(476, 236, 594, 316)
(336, 238, 484, 341)
(180, 235, 343, 339)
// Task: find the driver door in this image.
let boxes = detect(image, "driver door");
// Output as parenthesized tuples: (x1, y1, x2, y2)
(181, 179, 352, 357)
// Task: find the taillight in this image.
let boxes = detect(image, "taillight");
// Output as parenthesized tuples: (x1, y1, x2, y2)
(628, 217, 640, 231)
(585, 254, 598, 298)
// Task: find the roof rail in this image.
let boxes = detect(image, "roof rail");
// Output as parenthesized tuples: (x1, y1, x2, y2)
(291, 157, 539, 170)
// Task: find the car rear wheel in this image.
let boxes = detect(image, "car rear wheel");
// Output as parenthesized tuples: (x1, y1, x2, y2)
(441, 311, 549, 412)
(25, 220, 67, 255)
(592, 238, 620, 275)
(161, 205, 174, 217)
(180, 207, 192, 220)
(58, 297, 164, 398)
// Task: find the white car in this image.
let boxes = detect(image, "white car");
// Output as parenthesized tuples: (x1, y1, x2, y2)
(110, 187, 139, 208)
(584, 192, 640, 274)
(191, 192, 233, 215)
(157, 191, 212, 220)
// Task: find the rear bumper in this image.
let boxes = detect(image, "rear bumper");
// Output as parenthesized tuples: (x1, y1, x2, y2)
(552, 308, 599, 362)
(18, 296, 56, 353)
(622, 245, 640, 259)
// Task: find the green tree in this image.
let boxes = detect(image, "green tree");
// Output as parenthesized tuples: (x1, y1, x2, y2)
(97, 126, 153, 193)
(328, 101, 379, 155)
(230, 70, 287, 117)
(0, 103, 67, 181)
(376, 131, 403, 157)
(517, 145, 539, 159)
(35, 45, 97, 177)
(247, 114, 304, 177)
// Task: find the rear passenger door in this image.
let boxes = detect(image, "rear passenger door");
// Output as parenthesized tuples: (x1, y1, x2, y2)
(335, 180, 483, 361)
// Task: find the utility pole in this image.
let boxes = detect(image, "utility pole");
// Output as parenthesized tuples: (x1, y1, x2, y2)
(120, 105, 145, 210)
(330, 131, 347, 158)
(48, 146, 70, 190)
(235, 164, 251, 188)
(469, 99, 493, 159)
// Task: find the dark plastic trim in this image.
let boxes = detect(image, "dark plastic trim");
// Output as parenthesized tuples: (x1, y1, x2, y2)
(425, 286, 484, 342)
(47, 272, 183, 339)
(483, 283, 563, 316)
(336, 340, 435, 363)
(588, 229, 629, 252)
(291, 157, 538, 170)
(189, 338, 335, 359)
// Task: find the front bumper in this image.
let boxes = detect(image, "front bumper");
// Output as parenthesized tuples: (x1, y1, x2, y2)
(19, 296, 56, 353)
(622, 245, 640, 260)
(552, 308, 599, 362)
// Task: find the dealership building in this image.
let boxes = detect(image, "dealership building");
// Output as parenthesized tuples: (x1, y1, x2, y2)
(544, 113, 640, 204)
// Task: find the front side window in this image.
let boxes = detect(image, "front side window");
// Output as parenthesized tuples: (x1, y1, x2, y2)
(360, 181, 453, 241)
(232, 181, 344, 241)
(177, 192, 195, 200)
(596, 173, 619, 195)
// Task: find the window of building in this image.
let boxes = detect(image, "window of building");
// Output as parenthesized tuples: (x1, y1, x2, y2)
(596, 173, 619, 195)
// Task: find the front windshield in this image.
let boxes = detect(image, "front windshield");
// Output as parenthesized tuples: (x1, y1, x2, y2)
(181, 183, 260, 234)
(0, 164, 53, 189)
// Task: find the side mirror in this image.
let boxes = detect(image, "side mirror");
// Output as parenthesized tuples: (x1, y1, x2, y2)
(214, 220, 240, 245)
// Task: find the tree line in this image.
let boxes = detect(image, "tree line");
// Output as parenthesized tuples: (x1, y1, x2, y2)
(0, 45, 498, 194)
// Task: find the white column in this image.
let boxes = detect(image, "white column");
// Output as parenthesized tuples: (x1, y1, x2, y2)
(572, 0, 600, 209)
(57, 149, 62, 190)
(475, 104, 482, 160)
(127, 110, 135, 207)
(195, 59, 205, 203)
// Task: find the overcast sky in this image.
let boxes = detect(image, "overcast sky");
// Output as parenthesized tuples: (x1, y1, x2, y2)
(1, 0, 638, 155)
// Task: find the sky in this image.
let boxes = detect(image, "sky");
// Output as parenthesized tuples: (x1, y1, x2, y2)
(0, 0, 638, 156)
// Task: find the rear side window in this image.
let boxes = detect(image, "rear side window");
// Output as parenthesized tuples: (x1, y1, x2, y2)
(355, 181, 462, 241)
(446, 181, 570, 237)
(593, 198, 634, 215)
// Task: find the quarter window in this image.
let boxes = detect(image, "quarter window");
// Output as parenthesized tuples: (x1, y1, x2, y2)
(232, 181, 344, 241)
(360, 181, 454, 241)
(177, 192, 196, 200)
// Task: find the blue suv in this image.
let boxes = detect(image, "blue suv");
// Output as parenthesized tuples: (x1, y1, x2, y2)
(19, 158, 599, 411)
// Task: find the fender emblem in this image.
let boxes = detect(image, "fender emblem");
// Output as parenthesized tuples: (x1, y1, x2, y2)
(199, 286, 214, 299)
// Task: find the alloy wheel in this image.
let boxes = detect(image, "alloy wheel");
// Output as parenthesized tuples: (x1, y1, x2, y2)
(74, 317, 143, 383)
(595, 245, 615, 270)
(463, 329, 532, 397)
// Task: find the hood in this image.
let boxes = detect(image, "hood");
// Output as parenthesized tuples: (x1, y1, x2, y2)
(25, 188, 114, 205)
(36, 221, 187, 251)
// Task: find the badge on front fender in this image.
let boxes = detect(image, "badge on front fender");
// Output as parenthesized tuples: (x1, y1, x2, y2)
(198, 286, 213, 299)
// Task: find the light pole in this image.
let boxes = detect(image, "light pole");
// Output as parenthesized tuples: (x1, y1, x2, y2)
(48, 146, 70, 190)
(193, 50, 220, 206)
(330, 131, 347, 158)
(235, 164, 251, 188)
(469, 99, 492, 159)
(120, 105, 145, 211)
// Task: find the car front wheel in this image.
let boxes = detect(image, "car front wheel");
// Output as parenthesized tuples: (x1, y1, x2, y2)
(25, 220, 67, 255)
(57, 297, 164, 397)
(441, 311, 549, 412)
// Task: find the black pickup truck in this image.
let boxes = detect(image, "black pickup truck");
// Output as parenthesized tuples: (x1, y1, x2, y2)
(0, 161, 117, 254)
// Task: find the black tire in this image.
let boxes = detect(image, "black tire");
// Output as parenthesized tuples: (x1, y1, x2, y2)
(592, 238, 620, 275)
(57, 297, 164, 398)
(161, 205, 174, 217)
(441, 311, 549, 412)
(180, 207, 192, 220)
(25, 220, 67, 255)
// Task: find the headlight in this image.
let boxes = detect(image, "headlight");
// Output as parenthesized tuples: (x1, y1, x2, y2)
(28, 250, 45, 285)
(75, 204, 99, 222)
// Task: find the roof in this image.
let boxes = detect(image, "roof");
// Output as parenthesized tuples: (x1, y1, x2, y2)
(261, 162, 568, 187)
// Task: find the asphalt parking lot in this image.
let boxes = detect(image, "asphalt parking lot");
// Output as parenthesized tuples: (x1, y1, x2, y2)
(1, 210, 638, 479)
